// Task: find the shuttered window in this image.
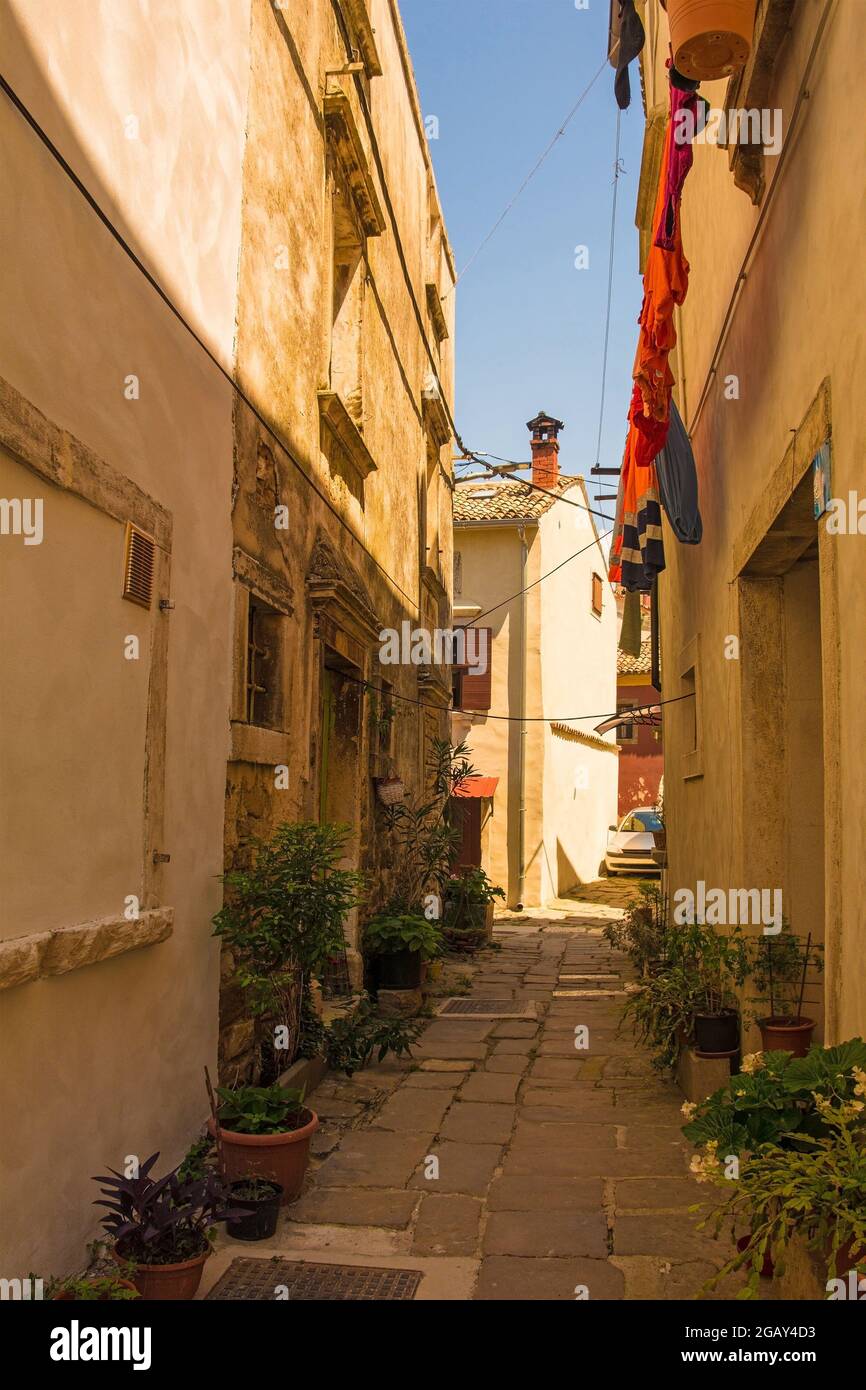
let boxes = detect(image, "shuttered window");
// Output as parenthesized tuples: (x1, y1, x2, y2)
(457, 626, 492, 711)
(592, 572, 604, 616)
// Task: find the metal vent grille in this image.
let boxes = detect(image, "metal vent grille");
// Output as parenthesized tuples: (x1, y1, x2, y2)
(438, 997, 535, 1019)
(206, 1258, 423, 1301)
(122, 521, 155, 608)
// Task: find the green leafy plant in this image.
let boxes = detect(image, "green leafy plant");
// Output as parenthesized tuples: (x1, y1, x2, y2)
(677, 921, 751, 1017)
(47, 1272, 140, 1301)
(364, 912, 443, 960)
(319, 997, 424, 1076)
(603, 881, 670, 975)
(229, 1178, 281, 1202)
(620, 961, 703, 1071)
(213, 822, 364, 1074)
(215, 1083, 308, 1135)
(694, 1080, 866, 1298)
(747, 928, 824, 1025)
(177, 1136, 215, 1184)
(442, 867, 505, 952)
(377, 739, 478, 911)
(683, 1038, 866, 1156)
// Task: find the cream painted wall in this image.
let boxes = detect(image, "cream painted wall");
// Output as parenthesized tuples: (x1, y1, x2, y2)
(538, 491, 618, 895)
(454, 486, 618, 906)
(0, 1, 248, 1274)
(643, 0, 866, 1041)
(452, 524, 525, 901)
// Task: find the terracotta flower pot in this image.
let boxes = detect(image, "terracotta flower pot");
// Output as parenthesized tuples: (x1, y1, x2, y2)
(667, 0, 757, 81)
(114, 1244, 209, 1301)
(209, 1109, 318, 1203)
(758, 1016, 815, 1058)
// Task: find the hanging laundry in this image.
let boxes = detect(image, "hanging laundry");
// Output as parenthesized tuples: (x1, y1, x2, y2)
(654, 398, 703, 545)
(619, 586, 643, 657)
(614, 0, 646, 111)
(609, 71, 699, 592)
(656, 83, 700, 251)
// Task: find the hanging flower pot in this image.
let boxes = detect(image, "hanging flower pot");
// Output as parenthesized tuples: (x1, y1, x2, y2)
(375, 775, 405, 806)
(667, 0, 757, 81)
(757, 1015, 815, 1058)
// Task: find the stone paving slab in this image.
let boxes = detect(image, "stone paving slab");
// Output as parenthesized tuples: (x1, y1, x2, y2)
(412, 1194, 482, 1256)
(483, 1210, 609, 1259)
(439, 1100, 516, 1144)
(281, 912, 741, 1301)
(285, 1188, 418, 1229)
(474, 1256, 625, 1301)
(407, 1141, 503, 1195)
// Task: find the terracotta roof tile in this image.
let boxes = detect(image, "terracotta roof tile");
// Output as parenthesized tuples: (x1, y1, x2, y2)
(454, 477, 581, 523)
(617, 638, 653, 676)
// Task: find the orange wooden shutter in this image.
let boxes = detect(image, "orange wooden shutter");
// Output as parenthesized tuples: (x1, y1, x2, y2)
(459, 627, 492, 710)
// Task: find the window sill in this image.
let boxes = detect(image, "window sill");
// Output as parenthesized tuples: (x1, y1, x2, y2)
(230, 722, 291, 766)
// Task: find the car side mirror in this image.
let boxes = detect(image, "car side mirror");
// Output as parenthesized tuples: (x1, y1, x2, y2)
(608, 825, 617, 833)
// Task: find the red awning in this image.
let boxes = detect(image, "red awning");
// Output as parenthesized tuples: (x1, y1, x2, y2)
(454, 775, 499, 799)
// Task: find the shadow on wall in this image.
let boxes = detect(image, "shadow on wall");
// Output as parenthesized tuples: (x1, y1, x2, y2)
(556, 838, 579, 897)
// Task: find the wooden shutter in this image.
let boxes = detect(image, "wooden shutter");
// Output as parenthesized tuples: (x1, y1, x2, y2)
(592, 572, 603, 616)
(459, 627, 492, 711)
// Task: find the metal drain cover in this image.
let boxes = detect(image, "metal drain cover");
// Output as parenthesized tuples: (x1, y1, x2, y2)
(206, 1258, 423, 1301)
(437, 997, 536, 1018)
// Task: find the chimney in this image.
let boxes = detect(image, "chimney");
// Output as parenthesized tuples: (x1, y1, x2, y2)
(526, 411, 564, 489)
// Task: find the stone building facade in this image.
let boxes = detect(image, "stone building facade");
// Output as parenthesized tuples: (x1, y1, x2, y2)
(636, 0, 866, 1044)
(0, 0, 453, 1276)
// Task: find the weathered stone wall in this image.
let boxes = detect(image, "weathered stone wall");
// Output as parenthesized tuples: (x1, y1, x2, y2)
(220, 0, 456, 1077)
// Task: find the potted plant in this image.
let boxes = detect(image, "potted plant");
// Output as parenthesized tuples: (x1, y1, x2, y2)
(749, 929, 824, 1057)
(213, 822, 364, 1082)
(225, 1177, 283, 1242)
(210, 1083, 317, 1203)
(620, 959, 703, 1071)
(666, 0, 757, 83)
(681, 921, 750, 1056)
(364, 911, 443, 989)
(604, 881, 670, 976)
(442, 867, 505, 952)
(92, 1153, 235, 1300)
(683, 1039, 866, 1284)
(693, 1093, 866, 1298)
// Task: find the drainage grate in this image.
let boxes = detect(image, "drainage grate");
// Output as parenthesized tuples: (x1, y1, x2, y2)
(437, 997, 535, 1018)
(206, 1258, 423, 1301)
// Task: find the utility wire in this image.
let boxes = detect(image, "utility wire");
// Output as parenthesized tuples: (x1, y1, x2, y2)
(354, 669, 691, 725)
(444, 57, 609, 295)
(456, 529, 614, 629)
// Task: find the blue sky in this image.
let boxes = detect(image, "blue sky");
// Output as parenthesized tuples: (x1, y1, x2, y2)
(401, 0, 645, 513)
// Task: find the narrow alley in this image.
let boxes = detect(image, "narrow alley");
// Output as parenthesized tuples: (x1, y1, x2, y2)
(202, 896, 740, 1302)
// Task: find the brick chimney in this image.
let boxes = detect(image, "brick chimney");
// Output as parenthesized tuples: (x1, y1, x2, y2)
(526, 411, 564, 489)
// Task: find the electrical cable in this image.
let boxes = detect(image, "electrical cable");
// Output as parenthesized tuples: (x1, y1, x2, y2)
(443, 58, 609, 295)
(351, 669, 693, 725)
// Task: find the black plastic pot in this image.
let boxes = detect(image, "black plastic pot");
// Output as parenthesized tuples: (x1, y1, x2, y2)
(377, 948, 422, 989)
(225, 1180, 283, 1242)
(694, 1009, 740, 1055)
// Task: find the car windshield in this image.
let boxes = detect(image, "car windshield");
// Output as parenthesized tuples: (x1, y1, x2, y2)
(620, 810, 663, 833)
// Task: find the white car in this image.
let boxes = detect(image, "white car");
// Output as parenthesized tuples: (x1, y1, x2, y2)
(604, 807, 663, 875)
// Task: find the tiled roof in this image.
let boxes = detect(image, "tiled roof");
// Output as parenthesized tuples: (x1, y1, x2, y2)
(454, 477, 581, 523)
(617, 638, 653, 676)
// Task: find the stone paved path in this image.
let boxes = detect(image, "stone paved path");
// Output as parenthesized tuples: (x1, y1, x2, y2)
(204, 903, 749, 1300)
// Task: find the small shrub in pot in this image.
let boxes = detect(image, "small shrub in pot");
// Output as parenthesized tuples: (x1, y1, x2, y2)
(210, 1083, 318, 1203)
(92, 1153, 235, 1300)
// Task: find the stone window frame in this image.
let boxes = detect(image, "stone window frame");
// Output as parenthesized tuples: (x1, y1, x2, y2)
(230, 547, 295, 765)
(0, 373, 174, 989)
